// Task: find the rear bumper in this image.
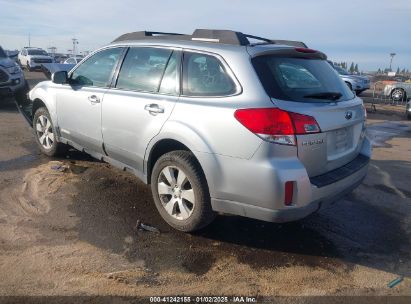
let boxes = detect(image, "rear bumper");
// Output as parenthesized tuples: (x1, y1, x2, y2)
(211, 155, 368, 223)
(204, 137, 371, 223)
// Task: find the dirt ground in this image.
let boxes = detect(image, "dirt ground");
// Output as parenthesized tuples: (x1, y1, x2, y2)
(0, 72, 411, 302)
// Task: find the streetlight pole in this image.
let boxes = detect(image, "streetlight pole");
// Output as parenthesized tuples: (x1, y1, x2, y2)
(72, 38, 79, 56)
(389, 53, 396, 72)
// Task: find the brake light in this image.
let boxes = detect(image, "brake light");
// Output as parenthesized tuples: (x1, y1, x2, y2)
(234, 108, 320, 145)
(295, 47, 317, 53)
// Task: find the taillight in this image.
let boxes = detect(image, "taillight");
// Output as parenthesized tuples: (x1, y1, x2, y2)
(234, 108, 320, 146)
(288, 112, 320, 134)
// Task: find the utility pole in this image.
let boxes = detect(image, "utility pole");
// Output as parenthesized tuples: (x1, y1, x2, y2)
(72, 38, 79, 56)
(48, 47, 57, 54)
(389, 53, 396, 72)
(28, 33, 31, 47)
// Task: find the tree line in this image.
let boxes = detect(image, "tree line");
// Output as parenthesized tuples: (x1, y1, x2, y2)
(334, 62, 410, 75)
(377, 67, 410, 75)
(333, 62, 360, 74)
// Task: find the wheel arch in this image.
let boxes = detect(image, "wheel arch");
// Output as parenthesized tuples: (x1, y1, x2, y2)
(30, 85, 58, 126)
(32, 98, 47, 118)
(146, 138, 210, 186)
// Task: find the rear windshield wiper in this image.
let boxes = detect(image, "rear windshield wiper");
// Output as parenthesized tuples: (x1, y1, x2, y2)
(304, 92, 342, 101)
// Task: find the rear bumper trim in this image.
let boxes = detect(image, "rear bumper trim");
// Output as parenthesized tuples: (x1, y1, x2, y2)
(310, 154, 370, 188)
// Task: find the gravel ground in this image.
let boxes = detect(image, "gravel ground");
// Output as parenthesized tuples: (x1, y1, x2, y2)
(0, 72, 410, 303)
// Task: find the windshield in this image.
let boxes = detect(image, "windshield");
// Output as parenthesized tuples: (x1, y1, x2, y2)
(252, 56, 355, 102)
(28, 49, 48, 56)
(0, 47, 7, 58)
(334, 65, 350, 75)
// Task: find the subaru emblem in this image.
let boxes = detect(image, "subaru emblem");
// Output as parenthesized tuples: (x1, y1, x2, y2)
(345, 111, 353, 120)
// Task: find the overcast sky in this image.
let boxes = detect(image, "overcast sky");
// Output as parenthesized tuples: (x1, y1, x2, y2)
(0, 0, 410, 71)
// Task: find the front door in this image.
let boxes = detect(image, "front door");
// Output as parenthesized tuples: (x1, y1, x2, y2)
(56, 47, 124, 154)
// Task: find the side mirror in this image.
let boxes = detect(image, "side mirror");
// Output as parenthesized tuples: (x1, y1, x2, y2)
(52, 71, 68, 84)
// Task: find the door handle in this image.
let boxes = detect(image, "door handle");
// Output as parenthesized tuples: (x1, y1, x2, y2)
(88, 95, 100, 104)
(144, 104, 164, 115)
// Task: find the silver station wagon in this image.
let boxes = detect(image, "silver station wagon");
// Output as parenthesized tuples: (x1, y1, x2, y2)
(16, 29, 371, 232)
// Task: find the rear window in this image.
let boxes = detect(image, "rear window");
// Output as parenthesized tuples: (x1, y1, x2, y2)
(252, 56, 355, 102)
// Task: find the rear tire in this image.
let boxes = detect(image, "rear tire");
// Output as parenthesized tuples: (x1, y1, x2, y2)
(33, 107, 68, 157)
(151, 150, 216, 232)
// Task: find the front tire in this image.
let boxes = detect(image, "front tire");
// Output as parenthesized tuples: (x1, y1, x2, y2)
(151, 150, 216, 232)
(33, 107, 67, 157)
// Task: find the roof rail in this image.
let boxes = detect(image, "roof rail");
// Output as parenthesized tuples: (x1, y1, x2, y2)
(112, 29, 307, 47)
(112, 31, 186, 43)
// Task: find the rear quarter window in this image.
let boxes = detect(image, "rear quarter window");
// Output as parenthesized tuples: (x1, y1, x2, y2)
(182, 52, 237, 97)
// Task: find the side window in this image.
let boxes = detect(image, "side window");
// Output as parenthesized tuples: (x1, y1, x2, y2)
(182, 52, 236, 96)
(70, 48, 122, 88)
(159, 51, 180, 95)
(116, 47, 172, 93)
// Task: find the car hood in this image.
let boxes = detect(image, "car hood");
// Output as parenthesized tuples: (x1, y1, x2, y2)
(28, 55, 53, 60)
(0, 57, 16, 68)
(350, 75, 369, 81)
(41, 63, 75, 79)
(339, 74, 359, 81)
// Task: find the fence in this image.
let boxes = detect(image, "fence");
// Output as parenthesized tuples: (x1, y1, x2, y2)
(367, 80, 409, 112)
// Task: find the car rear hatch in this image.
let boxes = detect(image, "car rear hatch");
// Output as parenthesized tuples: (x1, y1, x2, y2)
(251, 47, 367, 177)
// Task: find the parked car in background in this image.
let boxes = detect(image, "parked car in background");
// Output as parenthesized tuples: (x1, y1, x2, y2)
(18, 29, 371, 232)
(5, 50, 18, 62)
(383, 82, 411, 102)
(406, 99, 411, 120)
(328, 62, 370, 94)
(0, 46, 27, 101)
(52, 54, 69, 64)
(18, 47, 53, 71)
(63, 57, 83, 64)
(40, 62, 75, 80)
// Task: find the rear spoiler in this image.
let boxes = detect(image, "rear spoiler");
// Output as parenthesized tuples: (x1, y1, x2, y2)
(270, 40, 308, 48)
(251, 47, 327, 60)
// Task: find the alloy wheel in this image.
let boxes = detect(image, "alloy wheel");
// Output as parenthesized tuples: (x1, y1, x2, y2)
(35, 115, 54, 150)
(392, 89, 404, 101)
(157, 166, 195, 220)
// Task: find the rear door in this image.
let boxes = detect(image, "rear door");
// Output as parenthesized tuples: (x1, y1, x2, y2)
(252, 51, 366, 177)
(102, 47, 181, 172)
